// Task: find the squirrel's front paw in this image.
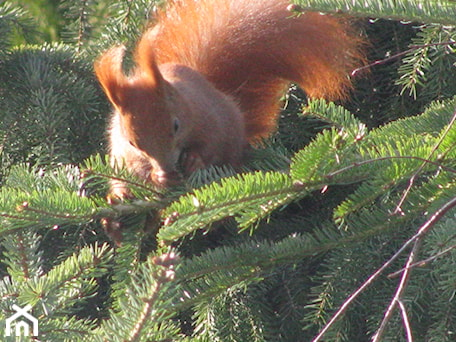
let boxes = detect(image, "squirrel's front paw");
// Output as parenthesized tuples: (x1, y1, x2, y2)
(108, 181, 134, 204)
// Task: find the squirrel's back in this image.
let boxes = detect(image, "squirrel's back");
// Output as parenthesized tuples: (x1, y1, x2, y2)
(138, 0, 366, 141)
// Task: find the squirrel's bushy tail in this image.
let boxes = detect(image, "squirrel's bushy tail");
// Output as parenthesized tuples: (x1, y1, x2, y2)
(137, 0, 366, 142)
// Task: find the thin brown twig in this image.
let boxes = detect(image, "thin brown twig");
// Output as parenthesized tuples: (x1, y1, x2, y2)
(388, 244, 456, 278)
(398, 300, 413, 342)
(352, 41, 456, 76)
(372, 239, 421, 342)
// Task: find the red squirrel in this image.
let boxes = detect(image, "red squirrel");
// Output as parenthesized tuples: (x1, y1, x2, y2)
(94, 0, 366, 197)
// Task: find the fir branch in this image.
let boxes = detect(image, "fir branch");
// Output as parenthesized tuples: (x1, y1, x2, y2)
(25, 242, 112, 307)
(0, 190, 98, 232)
(107, 241, 143, 311)
(395, 25, 456, 100)
(312, 195, 456, 342)
(0, 44, 107, 167)
(374, 188, 456, 341)
(0, 2, 38, 50)
(82, 169, 161, 198)
(175, 220, 415, 311)
(394, 108, 456, 214)
(59, 0, 95, 50)
(326, 155, 456, 179)
(352, 40, 456, 77)
(332, 98, 456, 221)
(81, 155, 165, 200)
(17, 201, 92, 220)
(38, 316, 97, 341)
(0, 213, 40, 222)
(126, 253, 178, 342)
(159, 171, 302, 243)
(292, 0, 456, 25)
(16, 233, 31, 280)
(76, 0, 89, 52)
(92, 0, 156, 53)
(368, 97, 456, 142)
(290, 128, 355, 183)
(303, 99, 366, 136)
(94, 251, 181, 342)
(2, 232, 43, 282)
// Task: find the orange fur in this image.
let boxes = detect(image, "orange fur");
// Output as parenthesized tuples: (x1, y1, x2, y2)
(95, 0, 366, 190)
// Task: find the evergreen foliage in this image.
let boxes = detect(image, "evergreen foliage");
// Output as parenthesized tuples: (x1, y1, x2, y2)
(1, 0, 456, 341)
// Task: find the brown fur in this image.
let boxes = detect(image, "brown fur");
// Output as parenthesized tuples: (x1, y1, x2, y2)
(94, 0, 366, 191)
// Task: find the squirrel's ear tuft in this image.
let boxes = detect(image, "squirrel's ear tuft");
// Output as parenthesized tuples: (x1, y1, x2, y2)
(134, 31, 165, 87)
(94, 46, 128, 109)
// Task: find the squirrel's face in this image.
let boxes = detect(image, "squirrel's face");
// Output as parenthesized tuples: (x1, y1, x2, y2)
(118, 83, 190, 187)
(95, 46, 192, 187)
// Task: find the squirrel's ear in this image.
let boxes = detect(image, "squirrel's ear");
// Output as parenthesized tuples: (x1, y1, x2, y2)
(134, 31, 165, 87)
(94, 46, 128, 109)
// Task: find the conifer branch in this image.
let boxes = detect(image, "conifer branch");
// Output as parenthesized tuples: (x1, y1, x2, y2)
(16, 233, 31, 280)
(292, 0, 456, 25)
(76, 0, 88, 53)
(82, 169, 160, 195)
(0, 213, 39, 222)
(325, 155, 456, 179)
(126, 253, 177, 342)
(17, 201, 91, 220)
(352, 40, 456, 76)
(0, 2, 38, 48)
(312, 196, 456, 342)
(394, 109, 456, 214)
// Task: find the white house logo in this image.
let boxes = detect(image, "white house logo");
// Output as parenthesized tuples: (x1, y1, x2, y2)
(5, 304, 39, 337)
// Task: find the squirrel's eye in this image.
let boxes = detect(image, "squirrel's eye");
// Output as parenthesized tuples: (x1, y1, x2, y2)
(173, 118, 180, 134)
